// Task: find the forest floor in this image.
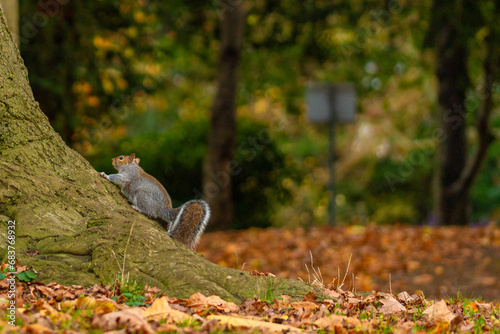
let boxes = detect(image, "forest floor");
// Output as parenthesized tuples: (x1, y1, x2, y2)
(0, 224, 499, 333)
(199, 224, 500, 302)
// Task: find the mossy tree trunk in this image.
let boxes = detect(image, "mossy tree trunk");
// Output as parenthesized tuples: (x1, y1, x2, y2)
(0, 5, 318, 303)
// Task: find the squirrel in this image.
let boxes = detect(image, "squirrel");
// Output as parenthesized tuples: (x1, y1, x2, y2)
(99, 153, 210, 249)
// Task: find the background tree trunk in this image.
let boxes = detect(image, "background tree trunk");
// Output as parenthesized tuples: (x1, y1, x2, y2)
(428, 1, 496, 225)
(203, 3, 244, 231)
(0, 0, 18, 45)
(0, 6, 317, 302)
(434, 22, 470, 226)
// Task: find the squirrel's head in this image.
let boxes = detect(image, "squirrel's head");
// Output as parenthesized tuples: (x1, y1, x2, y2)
(112, 153, 140, 171)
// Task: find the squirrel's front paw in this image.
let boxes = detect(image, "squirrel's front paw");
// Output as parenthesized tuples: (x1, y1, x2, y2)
(99, 172, 108, 179)
(131, 205, 141, 212)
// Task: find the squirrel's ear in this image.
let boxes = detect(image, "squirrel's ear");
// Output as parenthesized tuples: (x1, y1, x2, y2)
(135, 158, 140, 164)
(129, 153, 135, 162)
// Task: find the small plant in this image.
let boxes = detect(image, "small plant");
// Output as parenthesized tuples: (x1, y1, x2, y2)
(0, 266, 37, 282)
(253, 277, 285, 304)
(113, 274, 148, 307)
(17, 270, 37, 282)
(177, 318, 201, 329)
(264, 278, 282, 304)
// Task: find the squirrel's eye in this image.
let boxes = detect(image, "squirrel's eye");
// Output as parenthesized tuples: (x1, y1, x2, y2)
(119, 156, 124, 160)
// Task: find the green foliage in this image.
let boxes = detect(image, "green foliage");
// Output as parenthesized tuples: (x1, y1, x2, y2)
(113, 274, 148, 307)
(1, 269, 38, 282)
(247, 277, 285, 304)
(471, 141, 500, 222)
(17, 271, 37, 282)
(20, 0, 500, 226)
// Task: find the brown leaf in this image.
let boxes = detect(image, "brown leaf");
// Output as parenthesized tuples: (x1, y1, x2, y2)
(91, 309, 154, 334)
(449, 315, 464, 332)
(314, 314, 345, 331)
(422, 300, 455, 323)
(186, 292, 239, 313)
(19, 323, 54, 334)
(303, 291, 317, 302)
(290, 301, 318, 312)
(239, 298, 268, 315)
(397, 291, 415, 304)
(274, 294, 291, 311)
(323, 289, 341, 299)
(379, 296, 406, 314)
(250, 270, 276, 277)
(33, 286, 55, 299)
(474, 301, 493, 314)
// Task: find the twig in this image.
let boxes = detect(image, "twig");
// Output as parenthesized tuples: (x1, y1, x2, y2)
(121, 221, 136, 281)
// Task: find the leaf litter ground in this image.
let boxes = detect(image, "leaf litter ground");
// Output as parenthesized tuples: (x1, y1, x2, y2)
(0, 224, 499, 333)
(199, 224, 500, 301)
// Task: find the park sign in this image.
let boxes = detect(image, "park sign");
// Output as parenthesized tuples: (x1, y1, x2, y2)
(305, 82, 356, 123)
(305, 82, 356, 226)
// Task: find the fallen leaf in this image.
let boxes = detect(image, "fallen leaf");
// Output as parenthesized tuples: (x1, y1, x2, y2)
(59, 296, 119, 314)
(303, 291, 317, 302)
(379, 295, 406, 314)
(142, 296, 192, 322)
(323, 289, 341, 299)
(19, 323, 53, 334)
(449, 315, 464, 332)
(314, 314, 345, 331)
(208, 314, 301, 333)
(91, 309, 154, 334)
(186, 292, 239, 313)
(290, 301, 319, 312)
(422, 300, 455, 323)
(473, 301, 493, 314)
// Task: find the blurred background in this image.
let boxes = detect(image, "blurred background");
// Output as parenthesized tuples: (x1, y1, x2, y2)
(2, 0, 500, 230)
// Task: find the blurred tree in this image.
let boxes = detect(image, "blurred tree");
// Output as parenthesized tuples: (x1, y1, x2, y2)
(426, 0, 498, 225)
(19, 0, 163, 144)
(204, 2, 245, 230)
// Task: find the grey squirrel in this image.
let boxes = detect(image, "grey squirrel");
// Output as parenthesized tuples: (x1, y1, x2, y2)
(99, 154, 210, 249)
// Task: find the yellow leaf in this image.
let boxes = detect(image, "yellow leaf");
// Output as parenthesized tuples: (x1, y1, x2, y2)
(142, 296, 191, 322)
(468, 302, 479, 312)
(208, 314, 301, 333)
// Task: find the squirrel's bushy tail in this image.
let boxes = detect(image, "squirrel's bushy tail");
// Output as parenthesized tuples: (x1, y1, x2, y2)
(161, 200, 210, 249)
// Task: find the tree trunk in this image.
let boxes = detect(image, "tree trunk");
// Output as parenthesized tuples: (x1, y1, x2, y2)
(0, 0, 17, 45)
(0, 6, 318, 302)
(430, 2, 496, 225)
(203, 3, 244, 231)
(435, 23, 470, 226)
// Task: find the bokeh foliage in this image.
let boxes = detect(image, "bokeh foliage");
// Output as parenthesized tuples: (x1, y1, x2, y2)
(19, 0, 500, 227)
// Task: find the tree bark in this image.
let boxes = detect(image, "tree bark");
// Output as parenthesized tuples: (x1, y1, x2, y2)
(434, 21, 470, 226)
(430, 2, 496, 225)
(0, 6, 318, 302)
(203, 3, 244, 231)
(0, 0, 17, 45)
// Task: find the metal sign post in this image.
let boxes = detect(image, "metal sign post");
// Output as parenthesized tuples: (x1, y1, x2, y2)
(306, 82, 356, 225)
